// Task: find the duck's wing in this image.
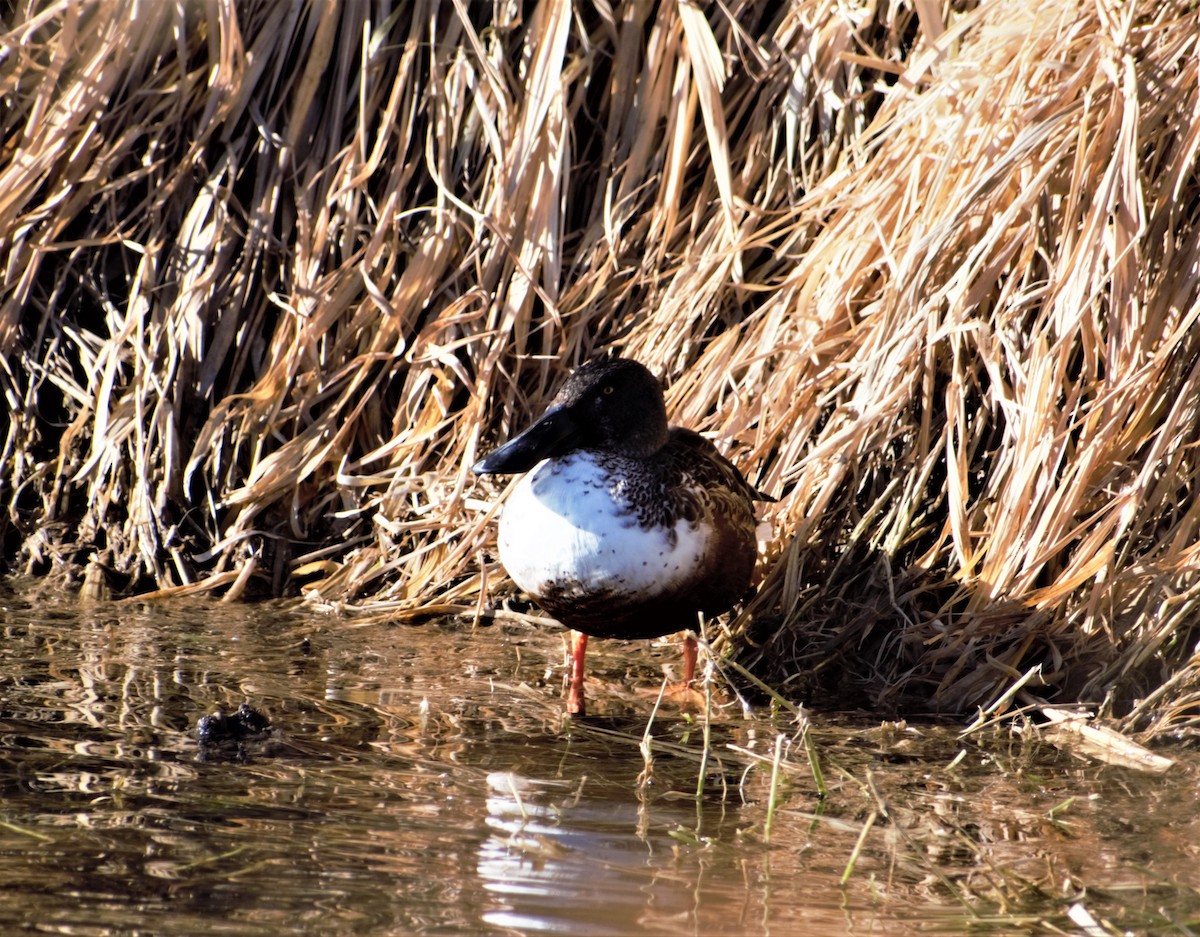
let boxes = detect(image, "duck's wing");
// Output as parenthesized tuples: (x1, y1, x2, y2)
(665, 427, 776, 504)
(657, 431, 777, 511)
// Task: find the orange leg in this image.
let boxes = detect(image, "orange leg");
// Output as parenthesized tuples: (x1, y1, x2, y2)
(681, 632, 698, 687)
(566, 630, 588, 716)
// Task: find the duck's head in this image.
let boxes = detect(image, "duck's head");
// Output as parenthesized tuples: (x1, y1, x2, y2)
(473, 357, 669, 474)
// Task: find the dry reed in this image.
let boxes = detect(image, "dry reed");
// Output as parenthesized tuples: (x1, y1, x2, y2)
(2, 0, 1199, 735)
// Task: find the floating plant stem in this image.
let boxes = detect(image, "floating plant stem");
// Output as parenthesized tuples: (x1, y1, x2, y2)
(841, 810, 878, 885)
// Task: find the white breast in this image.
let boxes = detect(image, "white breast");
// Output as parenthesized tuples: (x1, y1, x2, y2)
(496, 453, 708, 601)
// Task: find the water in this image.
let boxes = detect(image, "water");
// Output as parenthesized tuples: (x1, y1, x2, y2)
(0, 580, 1197, 935)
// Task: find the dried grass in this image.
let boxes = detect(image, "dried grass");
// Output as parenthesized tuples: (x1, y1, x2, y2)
(2, 0, 1199, 735)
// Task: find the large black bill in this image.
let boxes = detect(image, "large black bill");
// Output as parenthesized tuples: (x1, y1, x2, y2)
(472, 406, 581, 475)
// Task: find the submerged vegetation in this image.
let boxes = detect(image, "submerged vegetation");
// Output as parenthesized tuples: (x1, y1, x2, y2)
(2, 0, 1199, 734)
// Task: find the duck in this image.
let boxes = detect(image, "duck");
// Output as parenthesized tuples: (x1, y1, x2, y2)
(473, 356, 769, 716)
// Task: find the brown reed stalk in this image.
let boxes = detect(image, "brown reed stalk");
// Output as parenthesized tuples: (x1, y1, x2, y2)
(2, 0, 1198, 734)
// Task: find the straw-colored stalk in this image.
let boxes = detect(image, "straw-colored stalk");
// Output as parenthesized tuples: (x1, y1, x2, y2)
(2, 1, 1199, 734)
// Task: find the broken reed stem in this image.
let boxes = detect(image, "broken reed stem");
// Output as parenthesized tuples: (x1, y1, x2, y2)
(637, 679, 669, 789)
(841, 810, 878, 886)
(695, 616, 714, 800)
(695, 660, 714, 801)
(960, 666, 1046, 738)
(801, 721, 828, 799)
(716, 656, 805, 719)
(763, 733, 785, 843)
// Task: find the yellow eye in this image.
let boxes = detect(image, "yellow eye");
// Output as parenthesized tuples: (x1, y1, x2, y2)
(602, 385, 615, 395)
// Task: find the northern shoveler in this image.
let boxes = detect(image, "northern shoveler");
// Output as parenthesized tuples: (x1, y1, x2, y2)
(473, 357, 769, 715)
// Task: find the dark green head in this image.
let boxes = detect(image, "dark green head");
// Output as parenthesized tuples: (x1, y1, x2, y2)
(473, 358, 670, 474)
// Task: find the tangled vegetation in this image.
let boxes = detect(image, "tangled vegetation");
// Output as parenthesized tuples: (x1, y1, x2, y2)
(2, 0, 1199, 735)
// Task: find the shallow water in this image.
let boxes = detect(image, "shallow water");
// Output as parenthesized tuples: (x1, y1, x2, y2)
(0, 581, 1197, 936)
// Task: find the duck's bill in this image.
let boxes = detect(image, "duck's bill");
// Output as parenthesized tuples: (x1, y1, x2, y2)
(472, 405, 581, 475)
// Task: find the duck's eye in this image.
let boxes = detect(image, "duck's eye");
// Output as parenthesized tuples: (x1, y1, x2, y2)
(602, 384, 615, 396)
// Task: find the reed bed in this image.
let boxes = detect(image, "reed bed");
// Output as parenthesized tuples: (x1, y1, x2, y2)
(2, 0, 1198, 735)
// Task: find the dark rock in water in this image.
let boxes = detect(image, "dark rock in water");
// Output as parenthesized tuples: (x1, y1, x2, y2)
(197, 703, 271, 746)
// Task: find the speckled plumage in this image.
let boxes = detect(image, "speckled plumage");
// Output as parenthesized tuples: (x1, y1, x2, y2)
(473, 357, 769, 713)
(475, 359, 765, 640)
(498, 439, 756, 638)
